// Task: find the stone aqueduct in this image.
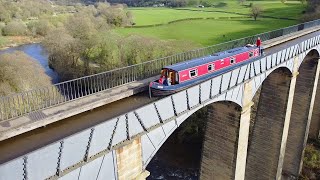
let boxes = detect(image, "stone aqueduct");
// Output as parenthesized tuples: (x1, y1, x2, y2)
(2, 33, 320, 180)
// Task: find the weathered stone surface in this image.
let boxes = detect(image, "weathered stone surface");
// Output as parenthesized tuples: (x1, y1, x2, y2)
(283, 50, 320, 178)
(116, 138, 148, 180)
(246, 68, 291, 180)
(200, 102, 241, 180)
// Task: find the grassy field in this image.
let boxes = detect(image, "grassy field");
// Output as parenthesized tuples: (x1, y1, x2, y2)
(194, 0, 306, 18)
(130, 8, 243, 26)
(118, 0, 305, 46)
(116, 18, 297, 46)
(129, 1, 305, 26)
(193, 0, 306, 19)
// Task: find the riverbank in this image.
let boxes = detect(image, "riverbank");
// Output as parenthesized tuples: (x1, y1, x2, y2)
(0, 36, 42, 50)
(0, 43, 59, 83)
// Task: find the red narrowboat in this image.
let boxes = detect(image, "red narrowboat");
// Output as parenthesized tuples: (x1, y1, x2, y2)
(149, 45, 261, 97)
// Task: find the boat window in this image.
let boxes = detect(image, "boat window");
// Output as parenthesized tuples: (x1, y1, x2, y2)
(190, 69, 198, 78)
(249, 51, 254, 58)
(230, 57, 236, 64)
(175, 72, 179, 83)
(208, 64, 215, 71)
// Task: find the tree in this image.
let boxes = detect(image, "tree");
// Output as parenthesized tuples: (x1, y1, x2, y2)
(0, 7, 11, 23)
(2, 21, 28, 36)
(27, 19, 53, 36)
(251, 5, 263, 21)
(64, 13, 97, 40)
(300, 0, 306, 4)
(239, 0, 246, 5)
(281, 0, 286, 4)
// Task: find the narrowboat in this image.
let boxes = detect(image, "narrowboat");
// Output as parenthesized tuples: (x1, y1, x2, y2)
(149, 45, 262, 97)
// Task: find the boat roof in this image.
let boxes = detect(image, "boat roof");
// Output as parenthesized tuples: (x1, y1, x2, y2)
(164, 46, 257, 72)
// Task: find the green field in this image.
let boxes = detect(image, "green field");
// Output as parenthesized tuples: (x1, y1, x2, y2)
(116, 0, 305, 46)
(117, 18, 297, 46)
(129, 1, 305, 26)
(130, 8, 243, 26)
(190, 0, 306, 18)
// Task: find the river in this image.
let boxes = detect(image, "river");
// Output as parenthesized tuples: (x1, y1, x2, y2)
(0, 43, 59, 83)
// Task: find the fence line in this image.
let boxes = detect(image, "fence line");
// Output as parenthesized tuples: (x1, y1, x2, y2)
(1, 19, 320, 121)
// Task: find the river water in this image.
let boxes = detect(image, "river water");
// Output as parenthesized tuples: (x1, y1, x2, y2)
(0, 43, 59, 83)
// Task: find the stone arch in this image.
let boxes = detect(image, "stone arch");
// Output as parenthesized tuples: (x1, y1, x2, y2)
(250, 65, 293, 104)
(141, 98, 243, 169)
(282, 49, 320, 178)
(245, 67, 292, 179)
(296, 48, 320, 70)
(200, 101, 242, 180)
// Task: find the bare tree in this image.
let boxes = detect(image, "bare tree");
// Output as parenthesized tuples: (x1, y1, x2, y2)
(251, 5, 263, 21)
(300, 0, 306, 4)
(239, 0, 246, 5)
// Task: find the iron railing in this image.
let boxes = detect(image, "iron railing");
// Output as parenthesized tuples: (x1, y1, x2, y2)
(1, 19, 320, 121)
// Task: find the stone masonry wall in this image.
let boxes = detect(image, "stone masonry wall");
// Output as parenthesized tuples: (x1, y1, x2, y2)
(283, 52, 318, 178)
(245, 68, 291, 180)
(200, 102, 241, 180)
(116, 138, 143, 180)
(309, 78, 320, 139)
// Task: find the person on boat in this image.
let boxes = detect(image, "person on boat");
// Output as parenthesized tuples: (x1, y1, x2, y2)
(167, 76, 171, 86)
(256, 37, 264, 55)
(163, 77, 168, 86)
(159, 75, 165, 84)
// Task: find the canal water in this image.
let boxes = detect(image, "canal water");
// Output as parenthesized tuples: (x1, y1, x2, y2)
(0, 43, 59, 83)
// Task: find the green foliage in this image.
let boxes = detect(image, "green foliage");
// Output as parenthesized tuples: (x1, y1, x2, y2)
(0, 36, 7, 47)
(0, 0, 54, 22)
(64, 14, 97, 39)
(27, 19, 53, 36)
(176, 107, 208, 143)
(301, 141, 320, 180)
(0, 22, 5, 36)
(44, 27, 196, 80)
(304, 145, 320, 169)
(302, 0, 320, 21)
(2, 21, 28, 36)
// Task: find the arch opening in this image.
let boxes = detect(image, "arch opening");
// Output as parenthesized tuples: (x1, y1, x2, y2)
(146, 100, 243, 180)
(246, 67, 292, 179)
(146, 107, 208, 179)
(200, 101, 242, 180)
(283, 49, 320, 178)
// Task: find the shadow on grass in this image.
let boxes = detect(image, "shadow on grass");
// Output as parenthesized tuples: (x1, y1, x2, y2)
(213, 2, 227, 8)
(259, 3, 305, 20)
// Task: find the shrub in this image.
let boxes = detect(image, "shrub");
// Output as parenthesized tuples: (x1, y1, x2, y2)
(2, 21, 28, 36)
(27, 19, 53, 36)
(0, 22, 5, 36)
(0, 51, 52, 96)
